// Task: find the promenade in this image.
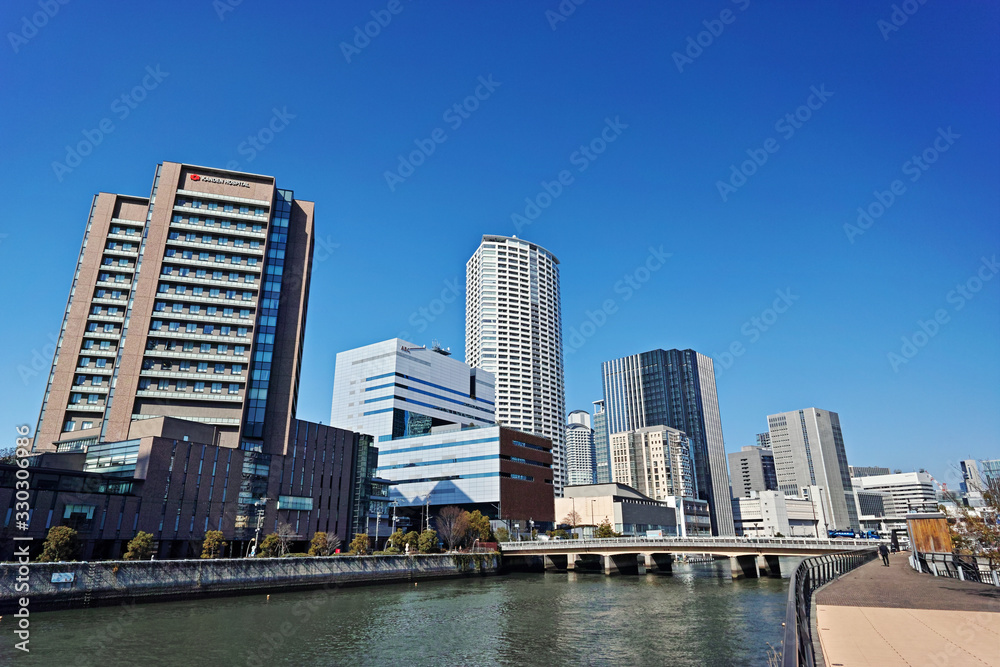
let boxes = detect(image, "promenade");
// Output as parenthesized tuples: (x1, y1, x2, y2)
(815, 552, 1000, 666)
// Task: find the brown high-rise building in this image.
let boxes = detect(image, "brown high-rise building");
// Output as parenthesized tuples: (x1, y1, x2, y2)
(34, 161, 313, 457)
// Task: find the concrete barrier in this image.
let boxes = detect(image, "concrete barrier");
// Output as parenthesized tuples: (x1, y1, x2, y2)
(0, 553, 500, 613)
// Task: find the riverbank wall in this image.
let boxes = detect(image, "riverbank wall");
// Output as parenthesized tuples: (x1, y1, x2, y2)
(0, 553, 500, 613)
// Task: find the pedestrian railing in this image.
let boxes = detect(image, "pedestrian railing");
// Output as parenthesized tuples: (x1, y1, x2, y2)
(781, 548, 878, 667)
(499, 536, 881, 552)
(910, 551, 1000, 587)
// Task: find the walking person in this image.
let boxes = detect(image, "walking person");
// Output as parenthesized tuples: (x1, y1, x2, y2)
(879, 543, 890, 567)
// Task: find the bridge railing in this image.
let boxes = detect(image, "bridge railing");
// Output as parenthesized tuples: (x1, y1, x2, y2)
(499, 536, 883, 551)
(781, 548, 878, 667)
(910, 551, 1000, 587)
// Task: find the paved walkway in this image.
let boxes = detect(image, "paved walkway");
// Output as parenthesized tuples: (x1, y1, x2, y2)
(815, 552, 1000, 666)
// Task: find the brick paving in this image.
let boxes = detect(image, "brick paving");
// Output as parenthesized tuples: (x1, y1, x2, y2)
(816, 551, 1000, 612)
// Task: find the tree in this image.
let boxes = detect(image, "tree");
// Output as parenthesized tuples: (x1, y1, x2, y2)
(256, 533, 281, 558)
(275, 522, 297, 557)
(435, 506, 470, 550)
(200, 530, 226, 559)
(37, 526, 79, 562)
(595, 519, 617, 539)
(418, 529, 438, 554)
(466, 510, 492, 543)
(308, 531, 341, 556)
(123, 531, 155, 560)
(495, 526, 510, 543)
(946, 473, 1000, 569)
(386, 529, 406, 553)
(349, 533, 369, 555)
(0, 446, 17, 465)
(562, 511, 582, 527)
(403, 531, 420, 553)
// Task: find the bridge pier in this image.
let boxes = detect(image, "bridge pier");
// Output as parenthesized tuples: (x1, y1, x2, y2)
(544, 555, 567, 571)
(565, 553, 576, 570)
(730, 555, 761, 579)
(764, 554, 782, 578)
(644, 553, 674, 574)
(602, 553, 641, 576)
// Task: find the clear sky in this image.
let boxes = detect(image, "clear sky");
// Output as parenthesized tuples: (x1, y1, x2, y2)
(1, 1, 997, 490)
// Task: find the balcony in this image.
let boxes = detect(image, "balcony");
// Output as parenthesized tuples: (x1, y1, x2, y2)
(82, 331, 122, 340)
(162, 253, 262, 273)
(81, 347, 117, 357)
(158, 272, 258, 291)
(169, 219, 267, 241)
(172, 204, 268, 225)
(71, 384, 109, 394)
(135, 389, 243, 402)
(95, 280, 132, 290)
(88, 313, 125, 323)
(103, 248, 139, 258)
(152, 309, 255, 326)
(152, 329, 252, 343)
(140, 369, 247, 383)
(76, 365, 114, 374)
(142, 348, 248, 363)
(66, 403, 106, 412)
(174, 188, 271, 208)
(90, 297, 128, 307)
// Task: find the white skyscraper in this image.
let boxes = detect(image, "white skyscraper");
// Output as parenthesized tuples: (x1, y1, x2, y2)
(566, 412, 595, 486)
(767, 408, 858, 531)
(466, 235, 566, 494)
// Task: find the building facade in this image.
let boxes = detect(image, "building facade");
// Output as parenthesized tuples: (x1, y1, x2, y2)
(566, 414, 595, 486)
(330, 338, 496, 440)
(852, 471, 938, 531)
(767, 408, 858, 531)
(728, 445, 778, 499)
(609, 426, 698, 504)
(731, 490, 830, 538)
(465, 235, 566, 494)
(374, 425, 555, 529)
(34, 161, 314, 462)
(557, 483, 677, 537)
(2, 417, 374, 560)
(849, 465, 891, 478)
(601, 349, 734, 535)
(592, 399, 611, 484)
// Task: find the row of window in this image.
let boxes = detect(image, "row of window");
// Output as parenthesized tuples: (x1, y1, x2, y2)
(147, 340, 246, 355)
(177, 200, 267, 217)
(150, 321, 251, 336)
(157, 285, 253, 300)
(154, 302, 252, 318)
(138, 379, 241, 394)
(165, 249, 259, 265)
(142, 359, 243, 373)
(161, 266, 255, 283)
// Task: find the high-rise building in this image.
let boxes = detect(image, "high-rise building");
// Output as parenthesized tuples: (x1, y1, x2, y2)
(592, 399, 611, 484)
(33, 162, 313, 457)
(567, 409, 591, 429)
(755, 432, 770, 448)
(728, 445, 778, 499)
(849, 465, 891, 478)
(601, 349, 734, 535)
(982, 459, 1000, 484)
(15, 163, 383, 558)
(465, 235, 566, 494)
(959, 459, 983, 493)
(767, 408, 858, 531)
(566, 414, 595, 486)
(330, 338, 496, 440)
(609, 426, 698, 503)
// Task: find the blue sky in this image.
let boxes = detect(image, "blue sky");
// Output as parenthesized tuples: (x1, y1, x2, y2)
(1, 1, 997, 488)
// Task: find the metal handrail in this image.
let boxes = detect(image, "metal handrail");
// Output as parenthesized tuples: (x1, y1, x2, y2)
(499, 536, 885, 551)
(781, 548, 879, 666)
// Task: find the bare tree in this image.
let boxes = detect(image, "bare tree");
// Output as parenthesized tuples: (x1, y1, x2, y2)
(275, 522, 297, 556)
(562, 511, 582, 527)
(946, 467, 1000, 569)
(435, 506, 470, 551)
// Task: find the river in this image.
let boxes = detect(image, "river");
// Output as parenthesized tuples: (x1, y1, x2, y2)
(1, 560, 791, 666)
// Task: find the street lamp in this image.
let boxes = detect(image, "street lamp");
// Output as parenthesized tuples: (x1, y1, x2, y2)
(375, 507, 382, 551)
(249, 497, 269, 558)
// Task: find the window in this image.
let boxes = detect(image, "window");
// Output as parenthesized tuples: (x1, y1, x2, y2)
(70, 394, 82, 404)
(64, 421, 75, 432)
(214, 364, 225, 374)
(81, 421, 93, 430)
(176, 380, 187, 390)
(194, 382, 205, 393)
(197, 362, 208, 373)
(211, 382, 222, 394)
(158, 379, 169, 390)
(88, 394, 99, 404)
(228, 383, 240, 394)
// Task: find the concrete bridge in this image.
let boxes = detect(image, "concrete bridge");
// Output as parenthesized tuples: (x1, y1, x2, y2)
(500, 536, 884, 578)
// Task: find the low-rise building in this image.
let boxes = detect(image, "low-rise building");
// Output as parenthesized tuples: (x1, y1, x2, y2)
(610, 425, 697, 502)
(731, 490, 829, 538)
(852, 471, 938, 532)
(728, 445, 777, 498)
(556, 483, 677, 537)
(376, 424, 555, 533)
